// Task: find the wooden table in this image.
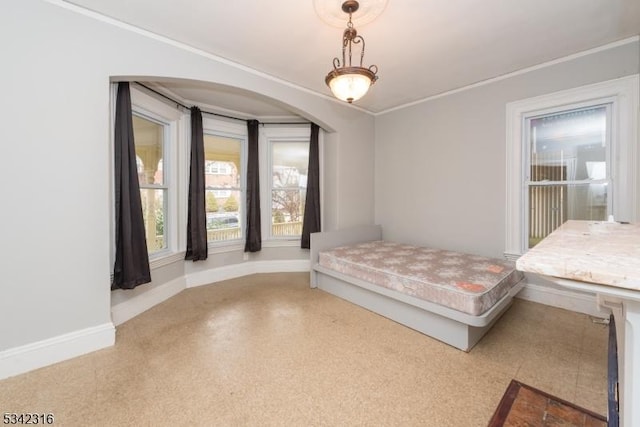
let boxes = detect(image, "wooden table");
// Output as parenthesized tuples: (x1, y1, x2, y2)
(516, 220, 640, 427)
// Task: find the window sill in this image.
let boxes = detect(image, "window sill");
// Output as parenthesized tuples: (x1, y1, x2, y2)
(207, 242, 244, 254)
(149, 251, 186, 269)
(262, 239, 302, 248)
(205, 239, 303, 252)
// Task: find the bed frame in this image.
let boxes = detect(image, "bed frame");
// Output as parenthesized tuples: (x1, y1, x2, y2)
(310, 225, 524, 351)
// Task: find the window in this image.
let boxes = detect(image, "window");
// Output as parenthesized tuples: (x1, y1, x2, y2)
(505, 75, 639, 258)
(525, 105, 611, 248)
(203, 131, 244, 243)
(269, 140, 309, 238)
(261, 126, 314, 241)
(123, 85, 184, 265)
(132, 113, 169, 255)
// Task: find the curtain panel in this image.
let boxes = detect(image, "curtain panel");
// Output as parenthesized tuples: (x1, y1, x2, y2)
(112, 82, 151, 290)
(301, 123, 321, 249)
(185, 106, 208, 261)
(244, 119, 262, 252)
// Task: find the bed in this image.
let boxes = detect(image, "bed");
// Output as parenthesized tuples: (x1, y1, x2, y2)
(310, 225, 524, 351)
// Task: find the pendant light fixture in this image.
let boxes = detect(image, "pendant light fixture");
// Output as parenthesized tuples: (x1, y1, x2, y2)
(325, 0, 379, 103)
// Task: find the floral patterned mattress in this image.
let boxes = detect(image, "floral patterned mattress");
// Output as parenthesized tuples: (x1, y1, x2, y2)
(318, 241, 524, 316)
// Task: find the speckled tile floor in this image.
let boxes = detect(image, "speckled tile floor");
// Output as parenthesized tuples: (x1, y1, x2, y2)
(0, 272, 608, 426)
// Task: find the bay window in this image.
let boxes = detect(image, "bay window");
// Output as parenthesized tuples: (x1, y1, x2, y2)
(114, 84, 320, 264)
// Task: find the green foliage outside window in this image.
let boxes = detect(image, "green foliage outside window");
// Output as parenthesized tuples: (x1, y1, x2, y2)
(206, 192, 218, 212)
(223, 194, 239, 212)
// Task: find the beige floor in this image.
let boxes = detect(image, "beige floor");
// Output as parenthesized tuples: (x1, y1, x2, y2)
(1, 272, 608, 426)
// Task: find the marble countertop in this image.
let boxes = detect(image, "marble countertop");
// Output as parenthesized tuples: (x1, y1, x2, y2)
(516, 220, 640, 291)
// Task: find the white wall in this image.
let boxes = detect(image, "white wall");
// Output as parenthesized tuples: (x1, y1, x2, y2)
(375, 40, 639, 258)
(0, 0, 374, 360)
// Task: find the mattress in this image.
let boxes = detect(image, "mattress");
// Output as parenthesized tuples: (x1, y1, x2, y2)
(318, 240, 523, 316)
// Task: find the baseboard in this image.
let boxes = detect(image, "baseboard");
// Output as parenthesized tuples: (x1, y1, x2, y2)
(111, 260, 310, 323)
(186, 259, 310, 288)
(0, 322, 115, 380)
(516, 282, 610, 318)
(111, 276, 186, 326)
(1, 260, 310, 380)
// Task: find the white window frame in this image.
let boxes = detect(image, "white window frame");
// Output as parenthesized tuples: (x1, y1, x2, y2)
(505, 75, 639, 259)
(260, 125, 313, 245)
(202, 116, 247, 251)
(130, 86, 186, 267)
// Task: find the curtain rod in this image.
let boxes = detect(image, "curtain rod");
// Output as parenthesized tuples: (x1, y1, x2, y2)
(133, 82, 309, 126)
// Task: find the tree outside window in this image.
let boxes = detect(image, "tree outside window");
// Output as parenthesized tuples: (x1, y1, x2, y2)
(271, 141, 309, 237)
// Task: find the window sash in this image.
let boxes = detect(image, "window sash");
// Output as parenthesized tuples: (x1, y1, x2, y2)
(267, 137, 310, 240)
(132, 110, 171, 256)
(522, 103, 612, 248)
(202, 126, 246, 245)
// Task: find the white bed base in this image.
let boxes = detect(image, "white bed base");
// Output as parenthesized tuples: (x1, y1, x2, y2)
(310, 225, 524, 352)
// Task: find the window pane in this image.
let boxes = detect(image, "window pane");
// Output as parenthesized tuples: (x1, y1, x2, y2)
(133, 115, 164, 186)
(272, 142, 309, 187)
(204, 134, 242, 242)
(140, 189, 166, 253)
(528, 183, 607, 248)
(271, 141, 308, 237)
(527, 104, 610, 249)
(530, 106, 607, 182)
(205, 190, 241, 242)
(272, 189, 306, 236)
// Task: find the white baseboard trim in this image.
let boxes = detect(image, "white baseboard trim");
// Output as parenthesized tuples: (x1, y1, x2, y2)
(111, 276, 186, 326)
(516, 282, 610, 318)
(1, 260, 310, 380)
(187, 259, 310, 288)
(0, 322, 115, 380)
(111, 260, 310, 324)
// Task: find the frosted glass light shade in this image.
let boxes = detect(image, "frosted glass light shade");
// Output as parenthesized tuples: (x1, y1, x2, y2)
(325, 67, 376, 103)
(328, 73, 371, 103)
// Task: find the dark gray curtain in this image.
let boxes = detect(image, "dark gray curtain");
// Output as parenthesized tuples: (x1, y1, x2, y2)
(112, 82, 151, 290)
(244, 119, 262, 252)
(301, 123, 321, 249)
(185, 106, 208, 261)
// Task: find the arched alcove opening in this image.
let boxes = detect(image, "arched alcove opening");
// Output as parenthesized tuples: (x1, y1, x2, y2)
(110, 76, 337, 132)
(108, 76, 343, 326)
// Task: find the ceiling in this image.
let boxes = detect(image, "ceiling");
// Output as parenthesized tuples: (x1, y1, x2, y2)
(66, 0, 640, 117)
